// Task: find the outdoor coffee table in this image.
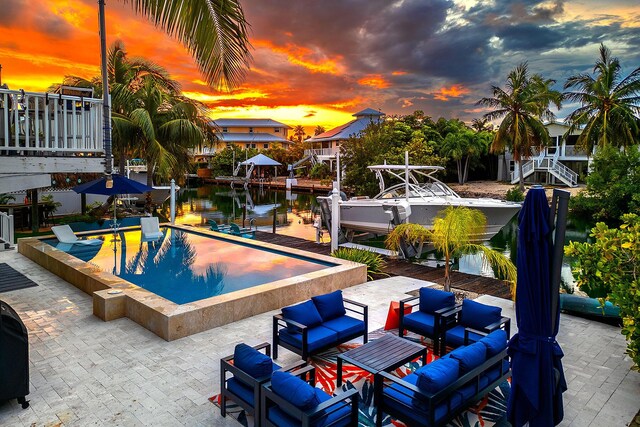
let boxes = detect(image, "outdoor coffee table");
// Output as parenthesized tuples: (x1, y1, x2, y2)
(336, 334, 427, 386)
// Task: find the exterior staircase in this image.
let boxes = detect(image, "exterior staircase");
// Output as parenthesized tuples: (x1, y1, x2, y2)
(511, 150, 578, 187)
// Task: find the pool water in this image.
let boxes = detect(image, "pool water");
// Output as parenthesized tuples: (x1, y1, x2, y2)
(46, 227, 335, 304)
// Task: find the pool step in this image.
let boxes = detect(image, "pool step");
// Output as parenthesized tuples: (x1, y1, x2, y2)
(338, 242, 398, 257)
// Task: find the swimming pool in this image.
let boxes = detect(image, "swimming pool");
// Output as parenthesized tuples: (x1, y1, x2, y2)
(44, 228, 334, 304)
(20, 224, 366, 340)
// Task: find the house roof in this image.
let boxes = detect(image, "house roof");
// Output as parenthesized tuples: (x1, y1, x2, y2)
(211, 118, 292, 129)
(239, 153, 282, 166)
(218, 133, 291, 143)
(309, 108, 385, 142)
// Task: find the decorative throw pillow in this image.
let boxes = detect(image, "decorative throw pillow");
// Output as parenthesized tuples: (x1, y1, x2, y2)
(311, 290, 347, 321)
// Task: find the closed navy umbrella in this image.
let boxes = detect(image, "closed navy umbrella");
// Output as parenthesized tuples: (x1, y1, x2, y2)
(507, 186, 567, 426)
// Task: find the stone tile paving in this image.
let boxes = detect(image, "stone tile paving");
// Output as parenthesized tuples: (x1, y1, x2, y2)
(0, 252, 637, 426)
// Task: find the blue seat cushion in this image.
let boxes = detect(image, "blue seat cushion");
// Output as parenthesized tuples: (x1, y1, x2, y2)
(268, 387, 352, 427)
(479, 329, 508, 357)
(271, 371, 320, 410)
(226, 377, 256, 408)
(233, 344, 273, 382)
(282, 300, 323, 332)
(383, 372, 463, 426)
(445, 325, 484, 348)
(403, 311, 436, 337)
(460, 299, 502, 331)
(312, 290, 347, 322)
(321, 315, 365, 340)
(415, 357, 459, 394)
(454, 375, 490, 401)
(419, 287, 455, 315)
(447, 342, 486, 375)
(483, 359, 511, 384)
(279, 326, 339, 353)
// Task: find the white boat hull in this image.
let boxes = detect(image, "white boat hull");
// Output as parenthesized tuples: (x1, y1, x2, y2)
(339, 197, 521, 241)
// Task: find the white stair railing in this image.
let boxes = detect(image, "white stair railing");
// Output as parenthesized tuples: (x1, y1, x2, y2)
(511, 160, 534, 184)
(0, 212, 14, 247)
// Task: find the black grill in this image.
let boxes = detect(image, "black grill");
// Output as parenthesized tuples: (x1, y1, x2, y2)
(0, 300, 30, 409)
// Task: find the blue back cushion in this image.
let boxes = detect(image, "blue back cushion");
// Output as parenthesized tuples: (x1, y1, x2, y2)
(311, 290, 347, 322)
(233, 344, 273, 380)
(419, 287, 455, 314)
(480, 329, 508, 357)
(282, 300, 323, 331)
(447, 342, 486, 375)
(460, 299, 502, 331)
(271, 371, 320, 410)
(415, 357, 459, 393)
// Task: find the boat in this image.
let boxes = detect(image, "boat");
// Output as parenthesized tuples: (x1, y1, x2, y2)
(319, 164, 521, 241)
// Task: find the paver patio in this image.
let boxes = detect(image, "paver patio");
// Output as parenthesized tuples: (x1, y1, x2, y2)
(0, 250, 637, 426)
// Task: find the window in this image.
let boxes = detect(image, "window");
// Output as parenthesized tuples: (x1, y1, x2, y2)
(245, 143, 251, 149)
(274, 128, 280, 133)
(263, 143, 269, 149)
(222, 127, 228, 132)
(249, 127, 254, 133)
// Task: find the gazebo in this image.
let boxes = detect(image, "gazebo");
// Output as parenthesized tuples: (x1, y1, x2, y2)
(239, 153, 282, 181)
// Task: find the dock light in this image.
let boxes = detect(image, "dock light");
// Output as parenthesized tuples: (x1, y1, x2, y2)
(105, 175, 113, 189)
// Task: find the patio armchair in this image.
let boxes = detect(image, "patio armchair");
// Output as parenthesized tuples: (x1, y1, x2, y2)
(398, 287, 459, 355)
(219, 342, 307, 426)
(230, 223, 255, 239)
(209, 219, 231, 233)
(273, 290, 368, 360)
(441, 299, 511, 352)
(260, 369, 359, 427)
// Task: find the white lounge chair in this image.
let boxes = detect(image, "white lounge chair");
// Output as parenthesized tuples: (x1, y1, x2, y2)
(140, 217, 163, 241)
(51, 225, 103, 245)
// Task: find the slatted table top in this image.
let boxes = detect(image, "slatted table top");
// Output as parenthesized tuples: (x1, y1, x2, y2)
(339, 334, 425, 373)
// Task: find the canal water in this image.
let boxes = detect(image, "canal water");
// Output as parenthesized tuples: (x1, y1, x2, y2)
(171, 184, 591, 289)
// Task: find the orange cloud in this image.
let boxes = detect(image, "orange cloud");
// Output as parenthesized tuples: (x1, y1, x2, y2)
(433, 85, 470, 101)
(254, 40, 345, 75)
(392, 71, 408, 76)
(183, 90, 269, 103)
(358, 74, 390, 88)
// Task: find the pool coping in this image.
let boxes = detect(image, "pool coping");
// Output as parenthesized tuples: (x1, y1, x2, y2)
(18, 223, 367, 341)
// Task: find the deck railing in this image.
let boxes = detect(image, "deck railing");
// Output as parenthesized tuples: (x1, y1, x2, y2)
(0, 88, 104, 155)
(304, 148, 337, 157)
(0, 211, 14, 246)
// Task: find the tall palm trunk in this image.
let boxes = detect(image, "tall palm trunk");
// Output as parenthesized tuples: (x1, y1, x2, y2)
(518, 160, 525, 192)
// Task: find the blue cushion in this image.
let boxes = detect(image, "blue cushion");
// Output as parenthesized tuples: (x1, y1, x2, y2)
(447, 342, 486, 375)
(454, 375, 490, 401)
(415, 357, 459, 394)
(312, 290, 347, 322)
(271, 371, 320, 410)
(460, 299, 502, 331)
(403, 311, 436, 337)
(445, 325, 484, 348)
(268, 387, 352, 427)
(321, 315, 365, 340)
(419, 287, 455, 314)
(226, 377, 256, 407)
(383, 373, 463, 426)
(282, 300, 323, 332)
(479, 329, 508, 357)
(483, 359, 511, 384)
(233, 344, 273, 382)
(279, 326, 339, 353)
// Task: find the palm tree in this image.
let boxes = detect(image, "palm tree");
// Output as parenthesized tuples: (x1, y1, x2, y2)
(478, 63, 562, 191)
(440, 128, 491, 184)
(385, 207, 516, 292)
(563, 44, 640, 153)
(314, 125, 326, 136)
(471, 117, 493, 132)
(293, 125, 306, 142)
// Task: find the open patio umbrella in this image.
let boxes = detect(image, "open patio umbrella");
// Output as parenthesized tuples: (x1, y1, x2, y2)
(507, 186, 568, 426)
(72, 174, 153, 229)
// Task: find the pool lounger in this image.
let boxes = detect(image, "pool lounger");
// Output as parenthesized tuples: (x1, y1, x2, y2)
(51, 225, 103, 246)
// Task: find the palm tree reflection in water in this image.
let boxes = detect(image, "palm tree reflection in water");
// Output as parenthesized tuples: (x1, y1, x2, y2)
(111, 229, 227, 303)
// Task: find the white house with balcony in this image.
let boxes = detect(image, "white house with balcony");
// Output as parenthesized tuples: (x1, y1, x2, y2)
(304, 108, 385, 168)
(497, 121, 587, 187)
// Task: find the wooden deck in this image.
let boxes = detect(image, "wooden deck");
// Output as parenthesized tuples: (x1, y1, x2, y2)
(255, 231, 513, 300)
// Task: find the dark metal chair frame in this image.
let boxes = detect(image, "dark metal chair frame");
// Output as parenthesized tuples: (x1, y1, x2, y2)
(440, 305, 511, 353)
(273, 298, 368, 360)
(398, 294, 459, 355)
(260, 366, 359, 427)
(219, 342, 306, 426)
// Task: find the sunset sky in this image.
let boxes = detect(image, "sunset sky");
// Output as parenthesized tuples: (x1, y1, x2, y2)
(1, 0, 639, 132)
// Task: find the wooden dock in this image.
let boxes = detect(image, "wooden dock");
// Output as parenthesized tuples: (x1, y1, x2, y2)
(254, 231, 513, 300)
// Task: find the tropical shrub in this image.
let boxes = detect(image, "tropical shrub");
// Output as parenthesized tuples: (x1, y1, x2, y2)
(565, 214, 640, 369)
(505, 186, 525, 202)
(309, 163, 331, 180)
(0, 193, 15, 204)
(41, 194, 62, 214)
(331, 247, 387, 281)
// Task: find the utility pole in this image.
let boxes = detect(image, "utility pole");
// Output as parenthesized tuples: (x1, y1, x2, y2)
(98, 1, 113, 186)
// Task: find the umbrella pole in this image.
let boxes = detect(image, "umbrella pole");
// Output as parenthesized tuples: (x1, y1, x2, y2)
(549, 189, 570, 332)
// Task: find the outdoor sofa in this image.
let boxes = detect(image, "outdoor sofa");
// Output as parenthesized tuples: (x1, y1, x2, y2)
(375, 329, 511, 427)
(398, 287, 458, 355)
(260, 368, 359, 427)
(219, 342, 306, 426)
(273, 290, 368, 360)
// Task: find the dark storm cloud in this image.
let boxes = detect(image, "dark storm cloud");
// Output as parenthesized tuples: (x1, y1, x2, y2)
(496, 24, 561, 51)
(0, 0, 72, 37)
(0, 0, 26, 26)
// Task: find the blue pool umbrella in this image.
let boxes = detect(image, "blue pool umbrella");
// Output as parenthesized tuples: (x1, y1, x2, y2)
(507, 186, 567, 426)
(72, 174, 152, 196)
